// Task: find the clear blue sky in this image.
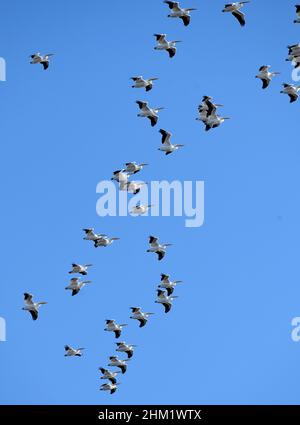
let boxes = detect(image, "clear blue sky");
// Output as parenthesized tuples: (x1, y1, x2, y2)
(1, 0, 300, 405)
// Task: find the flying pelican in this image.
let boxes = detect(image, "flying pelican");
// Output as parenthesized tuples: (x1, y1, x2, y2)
(155, 289, 178, 313)
(120, 181, 146, 195)
(131, 203, 153, 216)
(222, 2, 250, 26)
(64, 345, 85, 357)
(111, 169, 129, 184)
(204, 113, 230, 131)
(130, 307, 154, 327)
(22, 293, 47, 320)
(280, 83, 300, 103)
(158, 273, 183, 295)
(294, 5, 300, 23)
(131, 76, 159, 92)
(198, 96, 223, 117)
(100, 382, 120, 394)
(104, 320, 127, 339)
(65, 277, 92, 296)
(153, 34, 181, 58)
(94, 235, 120, 247)
(116, 342, 137, 358)
(136, 100, 164, 127)
(147, 235, 172, 261)
(164, 1, 197, 26)
(99, 368, 120, 384)
(30, 53, 54, 70)
(124, 162, 148, 175)
(108, 356, 129, 374)
(69, 263, 92, 275)
(255, 65, 280, 89)
(158, 129, 184, 155)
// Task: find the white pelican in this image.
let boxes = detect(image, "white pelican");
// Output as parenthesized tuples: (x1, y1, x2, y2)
(64, 345, 85, 357)
(222, 2, 250, 26)
(204, 113, 230, 131)
(164, 1, 197, 26)
(294, 5, 300, 23)
(158, 273, 183, 295)
(108, 356, 129, 374)
(99, 367, 120, 384)
(130, 307, 154, 327)
(104, 320, 127, 339)
(22, 293, 47, 321)
(120, 181, 146, 195)
(131, 203, 153, 215)
(116, 342, 137, 358)
(111, 169, 129, 184)
(94, 235, 120, 247)
(131, 76, 159, 92)
(147, 235, 172, 261)
(100, 382, 119, 394)
(124, 162, 148, 175)
(198, 96, 223, 118)
(155, 289, 178, 313)
(136, 100, 164, 127)
(280, 83, 300, 103)
(30, 53, 54, 70)
(153, 34, 181, 58)
(69, 263, 92, 275)
(158, 129, 184, 155)
(255, 66, 280, 89)
(65, 277, 92, 296)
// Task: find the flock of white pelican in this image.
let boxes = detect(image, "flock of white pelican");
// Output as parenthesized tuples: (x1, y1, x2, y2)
(23, 2, 300, 396)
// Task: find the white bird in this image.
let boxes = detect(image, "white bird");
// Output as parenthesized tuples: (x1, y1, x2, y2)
(115, 342, 137, 358)
(65, 277, 92, 296)
(136, 100, 164, 127)
(255, 65, 280, 89)
(94, 235, 120, 248)
(164, 1, 197, 26)
(64, 345, 85, 357)
(147, 235, 172, 261)
(158, 129, 184, 155)
(30, 53, 54, 70)
(294, 5, 300, 23)
(124, 162, 148, 175)
(108, 356, 129, 374)
(131, 76, 159, 92)
(222, 2, 250, 26)
(22, 293, 47, 321)
(130, 307, 154, 328)
(111, 169, 130, 184)
(69, 263, 92, 275)
(158, 273, 183, 296)
(280, 83, 300, 103)
(100, 382, 120, 394)
(155, 289, 178, 313)
(120, 181, 147, 195)
(99, 367, 120, 384)
(286, 45, 300, 68)
(104, 320, 127, 339)
(131, 203, 153, 216)
(153, 34, 182, 58)
(204, 113, 230, 131)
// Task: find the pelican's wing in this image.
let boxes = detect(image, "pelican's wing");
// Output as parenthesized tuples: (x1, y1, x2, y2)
(149, 235, 158, 245)
(261, 78, 270, 89)
(159, 129, 171, 145)
(163, 302, 171, 313)
(164, 1, 180, 11)
(154, 34, 166, 43)
(157, 251, 165, 261)
(136, 100, 148, 110)
(232, 10, 245, 26)
(181, 15, 190, 26)
(29, 310, 38, 320)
